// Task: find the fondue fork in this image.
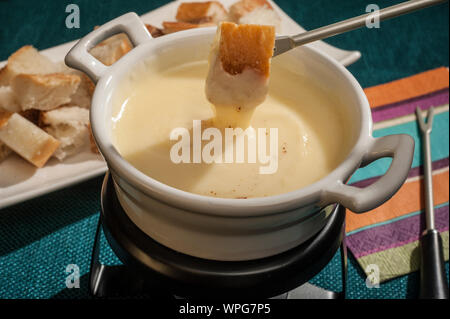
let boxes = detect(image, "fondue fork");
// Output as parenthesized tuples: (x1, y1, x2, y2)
(415, 106, 449, 299)
(273, 0, 447, 57)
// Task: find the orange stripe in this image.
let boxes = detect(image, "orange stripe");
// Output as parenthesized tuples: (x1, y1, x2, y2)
(363, 67, 449, 109)
(346, 170, 449, 233)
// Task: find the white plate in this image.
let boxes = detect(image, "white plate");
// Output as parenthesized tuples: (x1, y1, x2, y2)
(0, 0, 361, 210)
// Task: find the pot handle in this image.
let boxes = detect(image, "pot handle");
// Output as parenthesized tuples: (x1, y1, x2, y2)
(65, 12, 152, 83)
(323, 134, 415, 213)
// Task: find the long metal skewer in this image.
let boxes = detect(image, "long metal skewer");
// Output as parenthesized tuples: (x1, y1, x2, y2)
(416, 107, 436, 230)
(416, 106, 449, 299)
(274, 0, 448, 57)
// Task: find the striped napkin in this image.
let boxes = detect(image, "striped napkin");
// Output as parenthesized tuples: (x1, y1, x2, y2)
(345, 67, 449, 282)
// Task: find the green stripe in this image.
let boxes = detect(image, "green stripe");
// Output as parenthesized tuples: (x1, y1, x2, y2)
(357, 231, 449, 282)
(347, 202, 449, 236)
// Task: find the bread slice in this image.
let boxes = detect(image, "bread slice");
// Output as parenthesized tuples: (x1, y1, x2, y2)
(0, 66, 9, 87)
(0, 109, 12, 128)
(229, 0, 281, 31)
(0, 86, 21, 113)
(69, 72, 94, 109)
(40, 106, 89, 160)
(63, 69, 94, 109)
(0, 140, 12, 162)
(0, 111, 60, 167)
(176, 1, 228, 24)
(11, 73, 81, 111)
(216, 22, 275, 77)
(56, 63, 94, 109)
(205, 22, 275, 127)
(89, 33, 132, 66)
(0, 45, 60, 86)
(146, 24, 164, 38)
(40, 105, 89, 127)
(162, 21, 216, 34)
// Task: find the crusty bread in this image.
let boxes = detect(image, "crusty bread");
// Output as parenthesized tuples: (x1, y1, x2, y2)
(146, 24, 164, 38)
(229, 0, 281, 31)
(56, 62, 94, 109)
(0, 140, 12, 162)
(0, 86, 21, 113)
(205, 22, 275, 125)
(40, 105, 89, 126)
(0, 66, 9, 87)
(176, 1, 228, 24)
(89, 33, 132, 66)
(0, 112, 60, 167)
(0, 45, 60, 86)
(11, 73, 81, 111)
(0, 109, 12, 128)
(69, 72, 94, 109)
(162, 21, 216, 34)
(217, 22, 275, 77)
(63, 69, 94, 109)
(229, 0, 272, 19)
(40, 106, 90, 160)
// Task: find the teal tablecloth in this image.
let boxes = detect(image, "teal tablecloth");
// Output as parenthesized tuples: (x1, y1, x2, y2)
(0, 0, 448, 299)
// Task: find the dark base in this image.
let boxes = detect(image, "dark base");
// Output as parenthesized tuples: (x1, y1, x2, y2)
(89, 172, 347, 299)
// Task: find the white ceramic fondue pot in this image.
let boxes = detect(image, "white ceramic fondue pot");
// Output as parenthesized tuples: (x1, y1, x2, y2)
(66, 13, 414, 261)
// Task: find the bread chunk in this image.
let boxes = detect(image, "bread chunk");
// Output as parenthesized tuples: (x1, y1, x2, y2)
(0, 112, 60, 167)
(0, 109, 12, 128)
(176, 1, 228, 23)
(64, 69, 94, 109)
(40, 106, 90, 160)
(0, 86, 21, 113)
(11, 73, 81, 111)
(89, 34, 132, 66)
(162, 21, 216, 34)
(57, 63, 94, 109)
(0, 140, 12, 162)
(218, 22, 275, 77)
(69, 72, 94, 109)
(145, 24, 164, 38)
(205, 22, 275, 128)
(0, 46, 60, 86)
(229, 0, 281, 31)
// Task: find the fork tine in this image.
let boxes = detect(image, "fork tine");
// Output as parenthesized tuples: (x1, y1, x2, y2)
(415, 106, 435, 133)
(426, 106, 435, 131)
(273, 36, 294, 57)
(416, 106, 426, 132)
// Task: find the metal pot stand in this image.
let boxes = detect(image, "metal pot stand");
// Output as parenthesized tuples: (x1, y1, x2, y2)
(89, 172, 347, 299)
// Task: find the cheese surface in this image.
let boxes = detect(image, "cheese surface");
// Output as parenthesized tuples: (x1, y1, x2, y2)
(112, 60, 353, 198)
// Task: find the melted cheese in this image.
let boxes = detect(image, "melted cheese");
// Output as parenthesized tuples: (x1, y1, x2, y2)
(112, 60, 353, 198)
(205, 44, 269, 128)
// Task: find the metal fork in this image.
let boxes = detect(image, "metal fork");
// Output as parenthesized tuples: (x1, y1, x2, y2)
(274, 0, 447, 57)
(415, 106, 449, 299)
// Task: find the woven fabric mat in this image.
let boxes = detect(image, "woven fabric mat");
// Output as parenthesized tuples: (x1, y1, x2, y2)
(0, 0, 448, 298)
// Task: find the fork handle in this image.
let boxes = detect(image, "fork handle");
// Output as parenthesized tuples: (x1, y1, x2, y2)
(290, 0, 447, 47)
(419, 229, 449, 299)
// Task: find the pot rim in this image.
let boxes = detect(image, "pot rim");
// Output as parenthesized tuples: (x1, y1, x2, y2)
(90, 27, 372, 217)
